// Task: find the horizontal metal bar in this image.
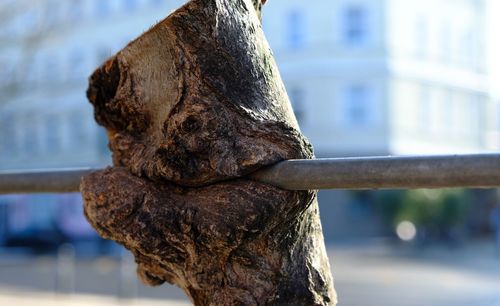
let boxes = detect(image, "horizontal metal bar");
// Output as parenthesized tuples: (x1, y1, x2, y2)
(250, 154, 500, 190)
(0, 168, 95, 195)
(0, 154, 499, 195)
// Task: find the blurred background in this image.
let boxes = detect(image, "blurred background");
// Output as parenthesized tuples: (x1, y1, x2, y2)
(0, 0, 499, 305)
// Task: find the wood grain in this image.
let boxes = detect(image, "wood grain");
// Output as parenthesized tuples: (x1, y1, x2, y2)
(82, 0, 336, 304)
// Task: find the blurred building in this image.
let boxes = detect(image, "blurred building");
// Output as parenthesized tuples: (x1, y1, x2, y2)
(265, 0, 499, 157)
(263, 0, 500, 239)
(0, 0, 188, 248)
(0, 0, 189, 170)
(0, 0, 498, 168)
(486, 0, 500, 145)
(0, 0, 498, 243)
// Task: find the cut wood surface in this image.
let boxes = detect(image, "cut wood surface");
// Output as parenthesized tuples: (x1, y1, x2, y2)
(82, 0, 336, 305)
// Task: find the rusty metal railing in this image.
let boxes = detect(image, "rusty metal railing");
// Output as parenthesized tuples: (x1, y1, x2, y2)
(1, 154, 499, 195)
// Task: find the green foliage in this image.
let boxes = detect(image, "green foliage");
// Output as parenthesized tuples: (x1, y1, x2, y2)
(373, 189, 471, 240)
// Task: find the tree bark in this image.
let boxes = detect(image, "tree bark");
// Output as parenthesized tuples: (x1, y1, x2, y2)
(82, 0, 336, 305)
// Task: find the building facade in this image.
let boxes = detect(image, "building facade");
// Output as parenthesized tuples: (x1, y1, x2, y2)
(0, 0, 188, 170)
(262, 0, 499, 240)
(264, 0, 499, 157)
(0, 0, 498, 243)
(0, 0, 188, 247)
(0, 0, 498, 169)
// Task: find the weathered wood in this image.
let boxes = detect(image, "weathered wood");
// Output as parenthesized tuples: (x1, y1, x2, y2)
(82, 0, 336, 305)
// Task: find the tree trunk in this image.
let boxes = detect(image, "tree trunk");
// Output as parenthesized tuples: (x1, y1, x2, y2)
(81, 0, 337, 305)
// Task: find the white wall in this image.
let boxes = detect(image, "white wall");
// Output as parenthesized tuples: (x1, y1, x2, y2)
(283, 76, 389, 156)
(486, 0, 500, 98)
(386, 0, 484, 67)
(264, 0, 385, 53)
(264, 0, 389, 156)
(384, 0, 494, 154)
(388, 78, 491, 154)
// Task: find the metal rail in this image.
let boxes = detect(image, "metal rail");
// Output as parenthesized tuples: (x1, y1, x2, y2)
(0, 168, 94, 195)
(251, 154, 500, 190)
(0, 154, 499, 195)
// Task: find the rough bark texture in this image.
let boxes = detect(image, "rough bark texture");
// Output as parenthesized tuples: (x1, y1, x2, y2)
(82, 0, 336, 305)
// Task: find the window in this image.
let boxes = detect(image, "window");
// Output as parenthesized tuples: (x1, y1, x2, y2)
(415, 17, 428, 58)
(0, 60, 12, 87)
(496, 103, 500, 132)
(419, 86, 431, 133)
(43, 54, 59, 82)
(69, 49, 85, 80)
(124, 0, 137, 11)
(289, 87, 305, 124)
(96, 0, 111, 17)
(342, 85, 372, 127)
(452, 94, 478, 140)
(69, 111, 87, 147)
(0, 116, 18, 156)
(45, 114, 61, 154)
(20, 10, 38, 35)
(44, 0, 59, 28)
(443, 90, 454, 135)
(25, 56, 41, 85)
(287, 10, 305, 49)
(69, 0, 84, 20)
(460, 29, 476, 68)
(440, 23, 452, 63)
(150, 0, 163, 6)
(343, 6, 367, 45)
(470, 96, 481, 141)
(21, 117, 39, 156)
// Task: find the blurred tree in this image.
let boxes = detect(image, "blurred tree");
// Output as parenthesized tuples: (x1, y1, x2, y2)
(373, 189, 471, 243)
(372, 190, 405, 227)
(0, 1, 51, 103)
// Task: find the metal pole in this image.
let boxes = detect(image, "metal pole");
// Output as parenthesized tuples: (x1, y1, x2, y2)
(0, 168, 94, 195)
(250, 154, 500, 190)
(0, 154, 499, 195)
